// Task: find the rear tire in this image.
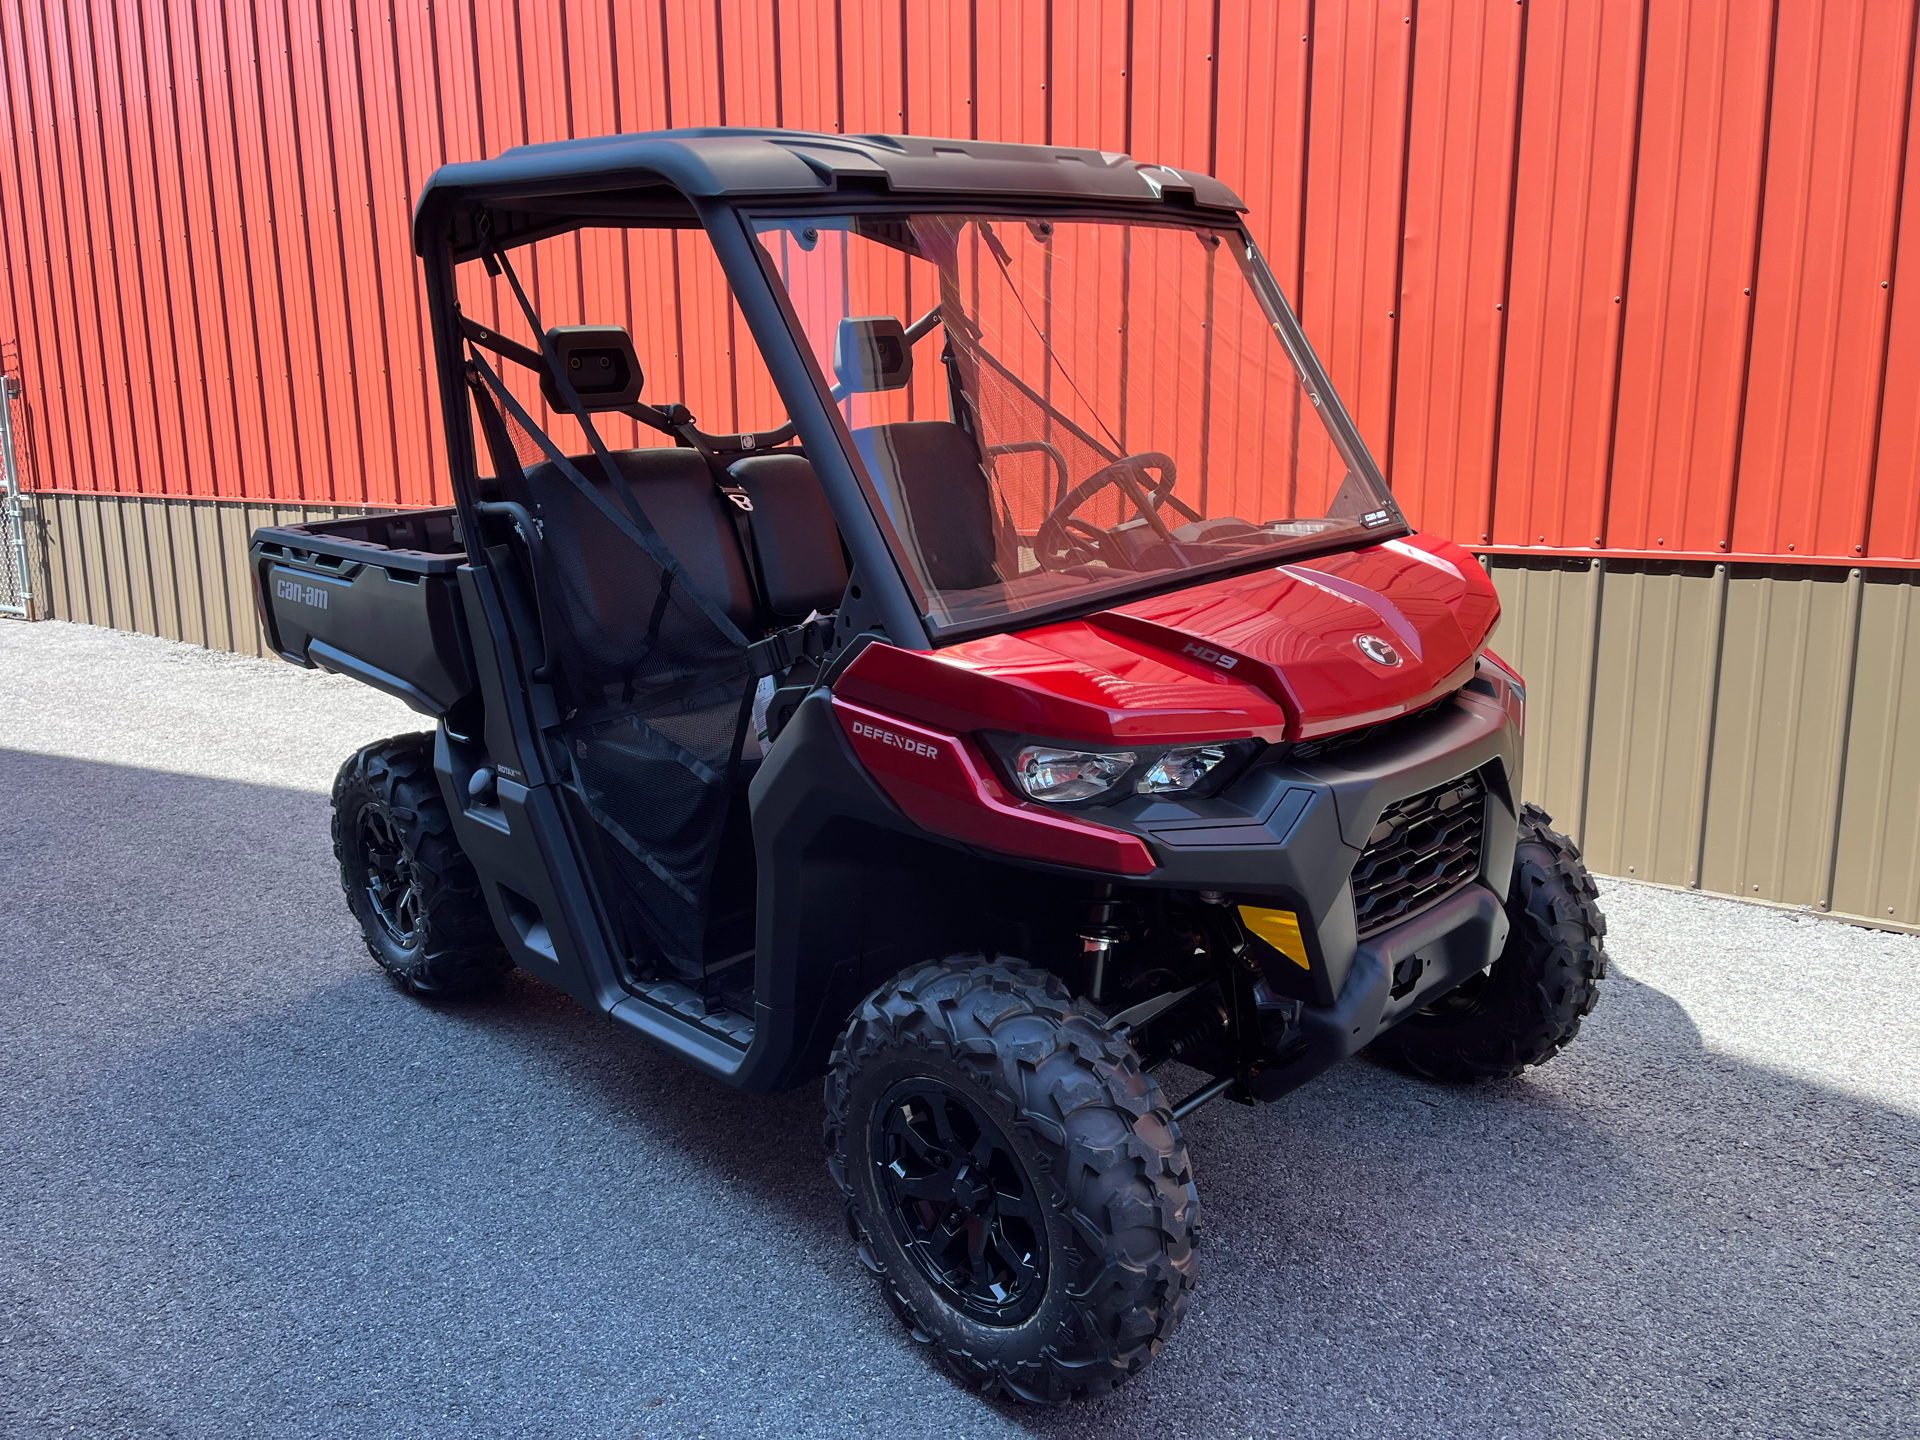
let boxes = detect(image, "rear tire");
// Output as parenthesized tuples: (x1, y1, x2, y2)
(1370, 802, 1608, 1082)
(824, 956, 1198, 1404)
(332, 733, 511, 997)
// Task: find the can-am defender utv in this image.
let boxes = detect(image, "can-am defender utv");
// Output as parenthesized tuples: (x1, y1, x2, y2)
(251, 129, 1606, 1403)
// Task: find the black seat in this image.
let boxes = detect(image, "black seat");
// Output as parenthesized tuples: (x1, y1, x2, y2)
(726, 452, 849, 623)
(515, 446, 758, 700)
(850, 421, 1001, 591)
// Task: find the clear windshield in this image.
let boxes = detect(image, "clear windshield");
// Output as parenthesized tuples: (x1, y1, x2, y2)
(756, 213, 1400, 631)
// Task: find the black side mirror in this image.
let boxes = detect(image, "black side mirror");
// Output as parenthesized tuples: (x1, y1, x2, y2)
(541, 325, 644, 411)
(833, 316, 911, 393)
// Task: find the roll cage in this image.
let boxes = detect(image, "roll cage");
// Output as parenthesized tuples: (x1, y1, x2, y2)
(411, 129, 1405, 655)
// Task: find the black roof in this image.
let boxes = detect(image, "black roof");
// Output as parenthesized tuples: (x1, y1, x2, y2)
(412, 127, 1246, 257)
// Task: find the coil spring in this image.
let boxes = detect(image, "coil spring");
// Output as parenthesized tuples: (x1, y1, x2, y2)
(1151, 1000, 1230, 1067)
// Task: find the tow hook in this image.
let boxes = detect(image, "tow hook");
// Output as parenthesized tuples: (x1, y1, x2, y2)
(1390, 953, 1427, 1000)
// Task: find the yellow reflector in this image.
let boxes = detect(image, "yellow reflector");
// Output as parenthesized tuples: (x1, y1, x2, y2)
(1238, 905, 1311, 970)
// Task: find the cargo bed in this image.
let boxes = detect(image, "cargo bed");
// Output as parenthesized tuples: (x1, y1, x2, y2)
(250, 508, 474, 716)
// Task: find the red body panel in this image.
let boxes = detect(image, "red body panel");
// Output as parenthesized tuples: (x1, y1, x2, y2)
(835, 622, 1290, 746)
(836, 533, 1500, 749)
(1094, 535, 1501, 737)
(832, 700, 1158, 876)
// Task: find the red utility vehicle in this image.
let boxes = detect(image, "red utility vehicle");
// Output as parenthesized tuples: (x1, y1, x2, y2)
(252, 129, 1607, 1402)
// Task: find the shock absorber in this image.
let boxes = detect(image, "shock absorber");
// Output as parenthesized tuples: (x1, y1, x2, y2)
(1080, 884, 1126, 1004)
(1150, 997, 1233, 1068)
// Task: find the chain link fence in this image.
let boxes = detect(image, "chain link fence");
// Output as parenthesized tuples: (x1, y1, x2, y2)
(0, 344, 32, 619)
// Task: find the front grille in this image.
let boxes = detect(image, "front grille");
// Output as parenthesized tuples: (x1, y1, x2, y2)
(1291, 695, 1452, 763)
(1350, 771, 1487, 937)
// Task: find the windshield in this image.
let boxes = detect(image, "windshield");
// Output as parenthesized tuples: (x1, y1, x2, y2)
(756, 211, 1400, 632)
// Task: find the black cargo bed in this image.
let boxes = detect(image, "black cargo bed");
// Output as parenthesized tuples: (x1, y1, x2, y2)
(252, 509, 465, 575)
(251, 508, 475, 716)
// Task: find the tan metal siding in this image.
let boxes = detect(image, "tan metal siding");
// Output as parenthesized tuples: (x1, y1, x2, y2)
(1699, 567, 1859, 905)
(1831, 573, 1920, 925)
(1485, 557, 1604, 835)
(16, 491, 1920, 935)
(1484, 554, 1920, 933)
(1582, 562, 1724, 890)
(20, 490, 377, 658)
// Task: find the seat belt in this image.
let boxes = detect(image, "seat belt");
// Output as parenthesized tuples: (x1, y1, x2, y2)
(639, 401, 771, 624)
(463, 363, 530, 498)
(466, 249, 780, 646)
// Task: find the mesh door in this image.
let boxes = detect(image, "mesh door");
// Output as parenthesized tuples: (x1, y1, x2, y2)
(563, 680, 750, 979)
(473, 362, 754, 984)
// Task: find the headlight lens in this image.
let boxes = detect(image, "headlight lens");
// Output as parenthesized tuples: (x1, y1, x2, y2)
(1136, 744, 1230, 794)
(1013, 746, 1136, 803)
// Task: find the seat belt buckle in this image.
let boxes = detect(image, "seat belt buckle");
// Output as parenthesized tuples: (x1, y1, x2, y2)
(748, 614, 836, 680)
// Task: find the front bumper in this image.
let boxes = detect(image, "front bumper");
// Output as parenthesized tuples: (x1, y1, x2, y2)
(828, 664, 1525, 1101)
(1249, 879, 1509, 1100)
(1107, 679, 1521, 997)
(1091, 680, 1523, 1100)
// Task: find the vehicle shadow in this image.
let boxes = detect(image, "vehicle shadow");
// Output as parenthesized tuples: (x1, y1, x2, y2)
(3, 748, 1916, 1440)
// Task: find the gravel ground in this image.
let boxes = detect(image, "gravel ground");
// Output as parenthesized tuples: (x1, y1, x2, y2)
(2, 618, 1916, 1440)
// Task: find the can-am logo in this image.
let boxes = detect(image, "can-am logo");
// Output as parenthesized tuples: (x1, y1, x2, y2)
(1181, 641, 1240, 671)
(1355, 634, 1402, 667)
(274, 576, 329, 610)
(852, 719, 938, 759)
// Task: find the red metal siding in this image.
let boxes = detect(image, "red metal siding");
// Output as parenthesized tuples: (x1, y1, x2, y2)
(1604, 0, 1773, 558)
(1390, 0, 1523, 547)
(1303, 0, 1414, 516)
(1, 0, 1916, 569)
(1872, 18, 1920, 557)
(1492, 0, 1644, 552)
(777, 0, 843, 136)
(971, 1, 1047, 145)
(1734, 0, 1916, 560)
(905, 1, 973, 142)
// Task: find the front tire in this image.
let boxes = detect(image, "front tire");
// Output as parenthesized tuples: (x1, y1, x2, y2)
(332, 733, 510, 997)
(1370, 802, 1608, 1081)
(824, 956, 1198, 1404)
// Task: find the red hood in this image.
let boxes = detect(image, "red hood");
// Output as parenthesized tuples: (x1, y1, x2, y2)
(835, 534, 1499, 744)
(836, 613, 1291, 746)
(1094, 535, 1500, 737)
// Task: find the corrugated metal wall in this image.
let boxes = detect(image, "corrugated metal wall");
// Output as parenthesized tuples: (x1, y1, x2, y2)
(21, 490, 370, 654)
(3, 0, 1915, 565)
(2, 0, 1918, 932)
(1490, 555, 1920, 932)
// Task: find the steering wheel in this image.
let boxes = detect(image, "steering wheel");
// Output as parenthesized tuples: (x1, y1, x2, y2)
(1034, 452, 1201, 567)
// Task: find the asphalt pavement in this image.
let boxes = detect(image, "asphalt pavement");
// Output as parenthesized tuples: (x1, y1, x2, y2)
(2, 619, 1916, 1440)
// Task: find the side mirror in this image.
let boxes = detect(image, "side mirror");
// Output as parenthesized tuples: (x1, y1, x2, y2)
(541, 325, 643, 411)
(833, 315, 911, 393)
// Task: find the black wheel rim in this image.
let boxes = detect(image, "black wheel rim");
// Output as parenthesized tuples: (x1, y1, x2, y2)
(357, 804, 425, 948)
(1408, 962, 1494, 1027)
(871, 1078, 1049, 1326)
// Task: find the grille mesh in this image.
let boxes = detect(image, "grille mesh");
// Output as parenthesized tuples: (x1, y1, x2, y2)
(1291, 696, 1450, 762)
(1350, 771, 1487, 937)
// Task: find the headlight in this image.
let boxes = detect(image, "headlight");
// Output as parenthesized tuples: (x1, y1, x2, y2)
(1013, 746, 1136, 803)
(1136, 744, 1229, 794)
(993, 735, 1261, 805)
